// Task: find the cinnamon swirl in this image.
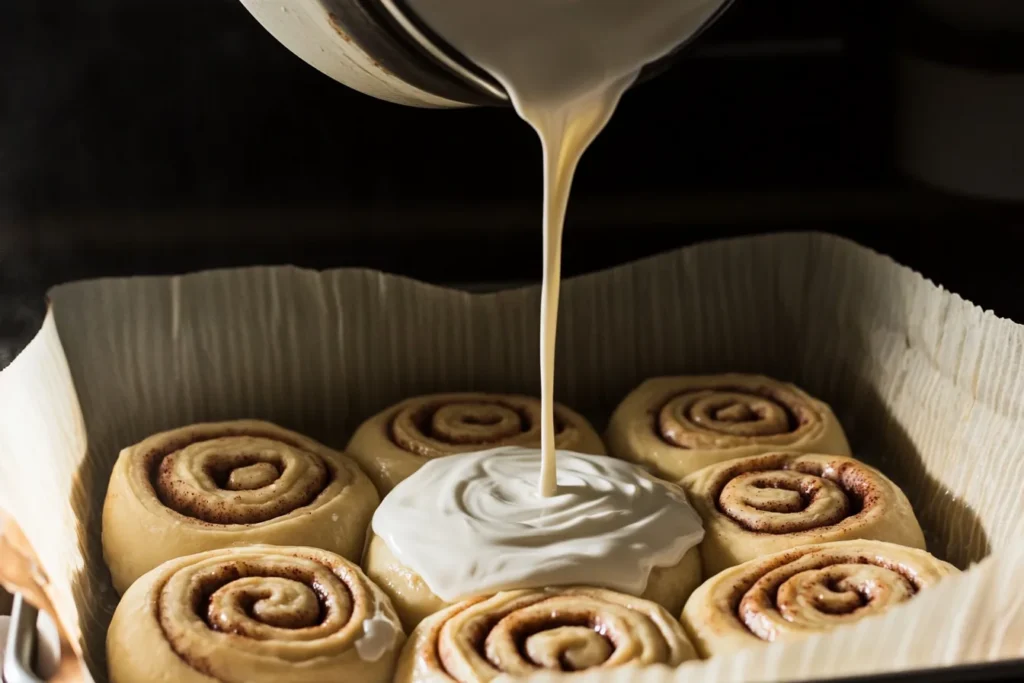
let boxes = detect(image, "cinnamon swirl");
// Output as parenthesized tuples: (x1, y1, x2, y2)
(394, 588, 697, 682)
(606, 374, 851, 480)
(102, 420, 379, 593)
(683, 452, 926, 575)
(681, 540, 958, 657)
(345, 393, 605, 494)
(106, 545, 404, 683)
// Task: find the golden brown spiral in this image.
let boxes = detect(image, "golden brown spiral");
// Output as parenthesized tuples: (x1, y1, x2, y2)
(606, 374, 852, 480)
(345, 392, 606, 494)
(102, 420, 379, 593)
(154, 435, 330, 524)
(659, 387, 805, 447)
(106, 546, 405, 683)
(681, 540, 958, 657)
(394, 588, 697, 682)
(719, 468, 850, 532)
(683, 452, 927, 575)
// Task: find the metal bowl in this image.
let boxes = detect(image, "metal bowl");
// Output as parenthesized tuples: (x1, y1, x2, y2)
(240, 0, 735, 108)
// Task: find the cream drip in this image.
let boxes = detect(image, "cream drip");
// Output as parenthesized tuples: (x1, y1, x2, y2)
(354, 596, 401, 662)
(371, 447, 705, 601)
(405, 0, 728, 495)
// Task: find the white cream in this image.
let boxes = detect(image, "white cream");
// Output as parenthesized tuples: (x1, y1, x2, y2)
(405, 0, 728, 494)
(405, 0, 726, 113)
(354, 595, 401, 662)
(371, 447, 705, 601)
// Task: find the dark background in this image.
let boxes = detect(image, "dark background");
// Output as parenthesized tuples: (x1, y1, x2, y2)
(1, 2, 892, 215)
(2, 1, 1023, 363)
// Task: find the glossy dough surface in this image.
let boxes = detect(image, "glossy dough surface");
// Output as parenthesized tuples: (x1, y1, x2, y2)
(346, 393, 605, 494)
(394, 587, 698, 682)
(102, 420, 379, 593)
(106, 545, 405, 683)
(363, 533, 702, 631)
(681, 540, 959, 657)
(606, 374, 851, 480)
(684, 451, 926, 575)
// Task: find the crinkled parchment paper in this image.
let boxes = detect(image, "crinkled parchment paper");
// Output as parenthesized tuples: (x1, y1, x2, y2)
(0, 232, 1021, 681)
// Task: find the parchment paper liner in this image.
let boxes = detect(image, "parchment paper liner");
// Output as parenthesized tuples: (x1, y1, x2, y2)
(0, 232, 1021, 682)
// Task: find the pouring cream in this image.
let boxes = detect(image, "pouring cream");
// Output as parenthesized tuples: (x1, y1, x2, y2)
(405, 0, 728, 494)
(370, 447, 705, 601)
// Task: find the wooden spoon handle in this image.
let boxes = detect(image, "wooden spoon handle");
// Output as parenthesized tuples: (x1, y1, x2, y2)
(0, 511, 84, 683)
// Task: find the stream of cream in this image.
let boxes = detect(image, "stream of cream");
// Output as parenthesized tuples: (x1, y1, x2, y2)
(407, 0, 727, 495)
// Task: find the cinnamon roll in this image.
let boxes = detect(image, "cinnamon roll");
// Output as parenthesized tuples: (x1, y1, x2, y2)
(606, 374, 851, 480)
(346, 393, 605, 494)
(394, 588, 697, 682)
(106, 545, 405, 683)
(683, 452, 926, 575)
(363, 533, 701, 632)
(102, 420, 379, 593)
(681, 540, 958, 657)
(363, 447, 704, 630)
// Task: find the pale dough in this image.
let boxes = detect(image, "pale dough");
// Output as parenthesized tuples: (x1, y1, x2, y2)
(102, 420, 379, 593)
(681, 540, 959, 657)
(683, 451, 926, 575)
(363, 532, 703, 632)
(606, 374, 851, 480)
(393, 587, 698, 682)
(345, 392, 605, 494)
(106, 545, 405, 683)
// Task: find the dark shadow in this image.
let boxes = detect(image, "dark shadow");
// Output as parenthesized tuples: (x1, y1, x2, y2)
(69, 450, 116, 681)
(834, 371, 991, 568)
(769, 236, 992, 569)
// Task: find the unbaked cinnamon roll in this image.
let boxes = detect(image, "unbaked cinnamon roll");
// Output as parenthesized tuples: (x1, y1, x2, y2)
(394, 588, 697, 682)
(102, 420, 379, 593)
(606, 374, 851, 480)
(363, 533, 701, 632)
(681, 540, 958, 657)
(363, 447, 704, 631)
(345, 392, 605, 493)
(106, 545, 404, 683)
(683, 452, 926, 575)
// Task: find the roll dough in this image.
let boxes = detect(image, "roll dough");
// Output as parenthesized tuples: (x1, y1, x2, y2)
(606, 374, 851, 480)
(363, 532, 702, 631)
(683, 451, 926, 575)
(393, 587, 697, 682)
(346, 392, 605, 494)
(102, 420, 379, 593)
(681, 540, 958, 657)
(106, 545, 404, 683)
